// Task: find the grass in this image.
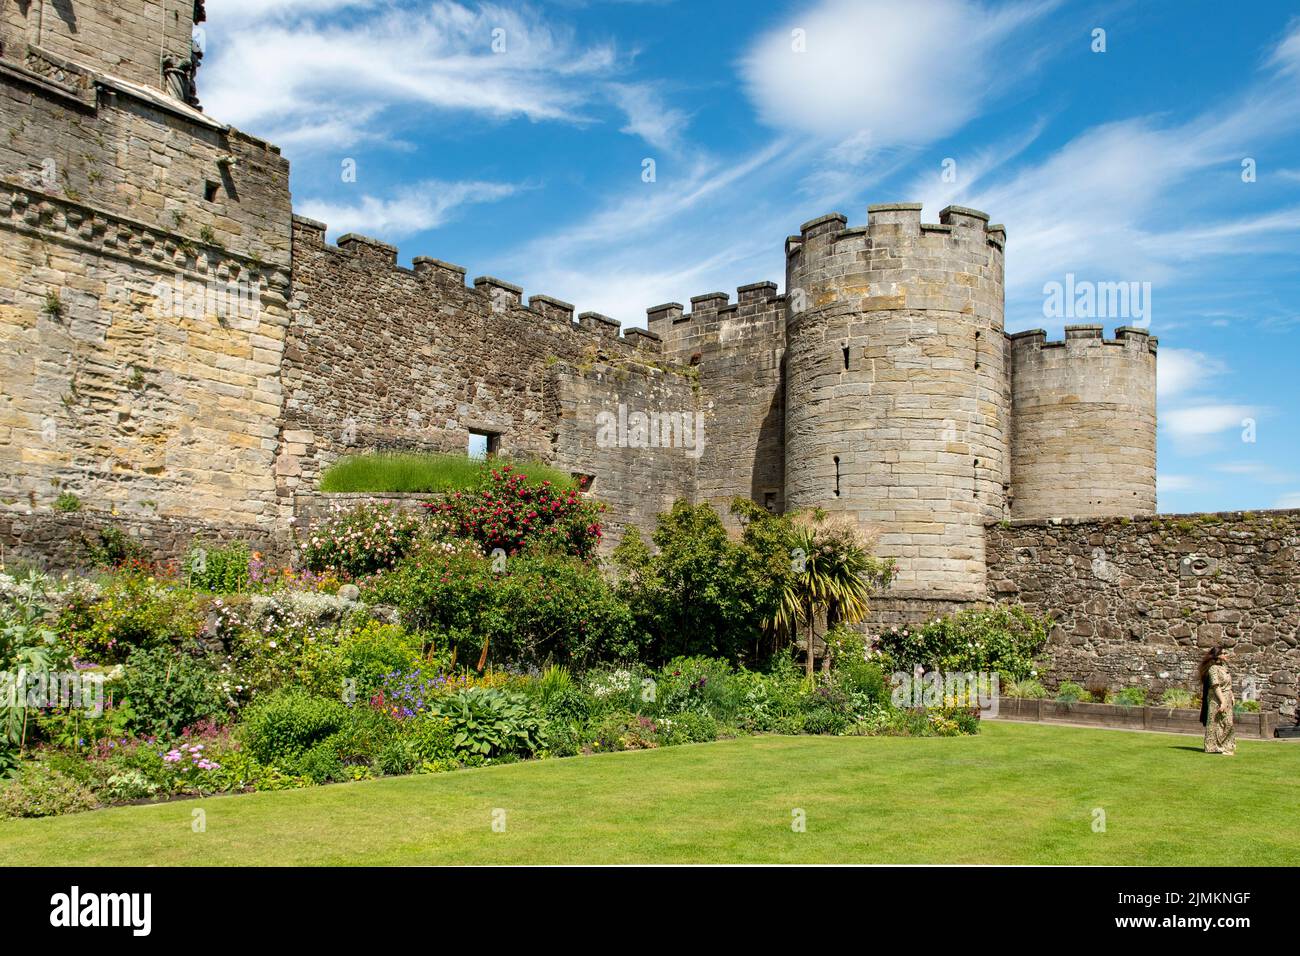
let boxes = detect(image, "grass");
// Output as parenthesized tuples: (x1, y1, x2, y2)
(2, 722, 1297, 866)
(319, 452, 576, 494)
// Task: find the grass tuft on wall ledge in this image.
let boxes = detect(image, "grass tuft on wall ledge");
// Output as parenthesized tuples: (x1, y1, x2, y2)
(319, 452, 576, 494)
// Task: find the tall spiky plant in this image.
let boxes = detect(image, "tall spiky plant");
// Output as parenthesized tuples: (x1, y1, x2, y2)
(770, 516, 892, 677)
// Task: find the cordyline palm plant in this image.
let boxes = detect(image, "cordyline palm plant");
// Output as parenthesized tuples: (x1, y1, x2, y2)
(769, 515, 893, 677)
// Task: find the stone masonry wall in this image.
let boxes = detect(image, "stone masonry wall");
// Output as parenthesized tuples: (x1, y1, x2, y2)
(280, 216, 694, 545)
(1, 0, 199, 96)
(646, 284, 786, 524)
(546, 359, 701, 546)
(1008, 325, 1157, 520)
(783, 204, 1009, 600)
(0, 60, 293, 537)
(987, 511, 1300, 719)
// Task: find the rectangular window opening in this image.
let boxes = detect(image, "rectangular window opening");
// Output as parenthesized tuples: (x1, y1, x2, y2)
(467, 430, 500, 460)
(204, 180, 220, 202)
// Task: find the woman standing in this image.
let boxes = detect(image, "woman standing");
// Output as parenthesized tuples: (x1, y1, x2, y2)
(1199, 646, 1236, 756)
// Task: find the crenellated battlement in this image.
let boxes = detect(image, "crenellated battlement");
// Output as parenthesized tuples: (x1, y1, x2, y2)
(645, 280, 785, 342)
(786, 202, 1006, 269)
(1009, 324, 1158, 356)
(290, 216, 660, 351)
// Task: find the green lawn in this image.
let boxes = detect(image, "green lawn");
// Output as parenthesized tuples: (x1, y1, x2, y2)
(2, 722, 1296, 865)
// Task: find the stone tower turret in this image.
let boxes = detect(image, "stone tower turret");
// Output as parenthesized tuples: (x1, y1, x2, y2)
(1008, 325, 1158, 519)
(0, 0, 204, 103)
(783, 203, 1010, 601)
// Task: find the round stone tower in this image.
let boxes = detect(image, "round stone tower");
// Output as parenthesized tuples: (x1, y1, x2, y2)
(1008, 325, 1158, 519)
(783, 203, 1009, 601)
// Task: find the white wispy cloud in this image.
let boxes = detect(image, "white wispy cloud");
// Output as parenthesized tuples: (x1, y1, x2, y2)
(297, 179, 522, 240)
(1157, 348, 1227, 400)
(1275, 491, 1300, 509)
(916, 18, 1300, 316)
(1157, 474, 1199, 494)
(1213, 462, 1296, 485)
(203, 2, 620, 151)
(739, 0, 1057, 146)
(607, 83, 691, 152)
(495, 138, 811, 320)
(1162, 405, 1258, 439)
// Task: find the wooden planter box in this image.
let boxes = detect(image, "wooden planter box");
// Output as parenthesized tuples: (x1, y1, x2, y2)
(991, 697, 1277, 740)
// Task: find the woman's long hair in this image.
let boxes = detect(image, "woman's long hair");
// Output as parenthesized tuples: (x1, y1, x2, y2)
(1197, 645, 1225, 681)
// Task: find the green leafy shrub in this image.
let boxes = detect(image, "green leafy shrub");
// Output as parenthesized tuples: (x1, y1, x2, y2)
(1107, 686, 1147, 707)
(589, 711, 660, 751)
(1158, 688, 1196, 709)
(1, 571, 70, 750)
(185, 541, 251, 593)
(300, 502, 422, 577)
(1235, 700, 1260, 714)
(612, 501, 794, 665)
(367, 548, 638, 668)
(306, 620, 426, 699)
(659, 710, 719, 745)
(653, 656, 745, 722)
(1055, 681, 1091, 703)
(59, 574, 203, 664)
(429, 687, 543, 757)
(293, 741, 346, 784)
(482, 554, 639, 666)
(876, 606, 1048, 682)
(119, 645, 226, 739)
(825, 627, 888, 702)
(0, 762, 97, 817)
(1004, 677, 1048, 699)
(239, 689, 350, 766)
(540, 717, 584, 757)
(98, 768, 158, 802)
(54, 491, 82, 513)
(79, 525, 149, 570)
(534, 666, 591, 724)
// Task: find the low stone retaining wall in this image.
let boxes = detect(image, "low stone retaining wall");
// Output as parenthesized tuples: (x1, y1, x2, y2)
(991, 697, 1277, 739)
(292, 492, 433, 533)
(0, 509, 286, 570)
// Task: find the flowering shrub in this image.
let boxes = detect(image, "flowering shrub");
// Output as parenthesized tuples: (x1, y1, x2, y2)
(57, 574, 204, 664)
(874, 605, 1048, 682)
(422, 463, 604, 559)
(299, 502, 422, 577)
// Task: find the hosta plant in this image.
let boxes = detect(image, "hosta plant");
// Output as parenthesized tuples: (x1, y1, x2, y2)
(428, 687, 543, 758)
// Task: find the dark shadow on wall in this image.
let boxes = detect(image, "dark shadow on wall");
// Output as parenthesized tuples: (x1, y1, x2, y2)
(51, 0, 78, 33)
(750, 383, 784, 509)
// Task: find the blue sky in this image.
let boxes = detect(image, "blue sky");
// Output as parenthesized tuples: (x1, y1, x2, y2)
(199, 0, 1300, 515)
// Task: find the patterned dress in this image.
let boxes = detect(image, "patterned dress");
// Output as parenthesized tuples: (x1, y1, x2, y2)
(1203, 663, 1237, 755)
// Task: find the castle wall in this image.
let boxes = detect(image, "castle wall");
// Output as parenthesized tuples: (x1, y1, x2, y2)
(988, 511, 1300, 719)
(1, 0, 198, 95)
(1008, 325, 1157, 519)
(647, 283, 786, 521)
(783, 204, 1009, 600)
(0, 60, 293, 536)
(546, 360, 701, 546)
(280, 216, 696, 545)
